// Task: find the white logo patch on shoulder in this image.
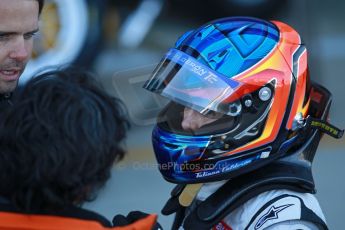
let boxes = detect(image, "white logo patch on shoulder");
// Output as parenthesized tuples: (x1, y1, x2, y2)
(250, 195, 302, 229)
(255, 204, 293, 229)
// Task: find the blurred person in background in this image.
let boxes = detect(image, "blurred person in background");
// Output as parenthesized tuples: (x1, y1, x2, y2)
(144, 17, 343, 229)
(0, 69, 159, 229)
(0, 0, 44, 109)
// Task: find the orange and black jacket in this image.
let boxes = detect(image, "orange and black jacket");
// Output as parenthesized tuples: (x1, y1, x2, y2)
(0, 202, 157, 230)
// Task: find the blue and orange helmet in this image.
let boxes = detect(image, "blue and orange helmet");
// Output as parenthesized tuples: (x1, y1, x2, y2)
(144, 17, 342, 183)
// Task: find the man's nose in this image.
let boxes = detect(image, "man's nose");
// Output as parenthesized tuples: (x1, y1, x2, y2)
(181, 107, 218, 132)
(9, 37, 30, 61)
(181, 117, 198, 131)
(181, 108, 203, 131)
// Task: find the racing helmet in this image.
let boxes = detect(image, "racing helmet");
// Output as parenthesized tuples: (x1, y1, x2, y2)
(143, 17, 343, 184)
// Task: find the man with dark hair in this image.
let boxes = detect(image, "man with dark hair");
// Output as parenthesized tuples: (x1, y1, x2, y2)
(0, 69, 158, 229)
(0, 0, 45, 108)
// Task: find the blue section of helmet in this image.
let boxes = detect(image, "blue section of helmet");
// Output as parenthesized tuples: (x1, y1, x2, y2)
(152, 125, 262, 183)
(152, 126, 209, 180)
(175, 17, 280, 78)
(153, 126, 210, 165)
(175, 30, 194, 48)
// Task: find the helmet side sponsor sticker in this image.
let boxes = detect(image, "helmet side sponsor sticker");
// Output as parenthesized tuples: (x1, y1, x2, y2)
(165, 49, 240, 89)
(195, 157, 255, 179)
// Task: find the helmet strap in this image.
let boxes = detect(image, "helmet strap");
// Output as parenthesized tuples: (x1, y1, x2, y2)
(178, 183, 203, 207)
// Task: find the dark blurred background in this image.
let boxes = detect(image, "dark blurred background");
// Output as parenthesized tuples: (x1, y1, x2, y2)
(22, 0, 345, 228)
